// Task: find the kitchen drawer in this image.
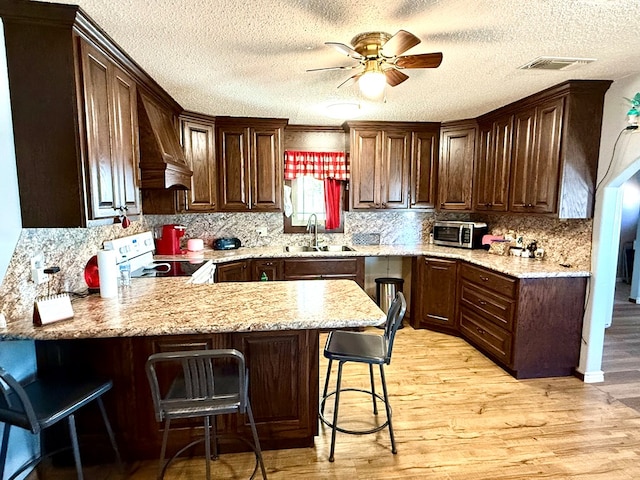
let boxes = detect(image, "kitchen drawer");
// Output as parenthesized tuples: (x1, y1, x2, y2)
(284, 258, 361, 277)
(459, 306, 512, 365)
(460, 263, 517, 298)
(459, 280, 515, 331)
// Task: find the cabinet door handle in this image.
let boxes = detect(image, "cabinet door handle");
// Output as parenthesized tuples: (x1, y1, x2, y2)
(381, 202, 387, 208)
(478, 300, 487, 306)
(476, 327, 486, 335)
(480, 276, 489, 282)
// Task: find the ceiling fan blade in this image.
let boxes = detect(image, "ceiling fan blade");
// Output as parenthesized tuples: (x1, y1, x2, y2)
(384, 68, 409, 87)
(326, 42, 363, 60)
(381, 29, 421, 57)
(337, 72, 363, 89)
(395, 52, 443, 69)
(306, 65, 359, 72)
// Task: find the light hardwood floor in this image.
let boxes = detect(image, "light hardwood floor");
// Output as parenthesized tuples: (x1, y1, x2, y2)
(37, 305, 640, 480)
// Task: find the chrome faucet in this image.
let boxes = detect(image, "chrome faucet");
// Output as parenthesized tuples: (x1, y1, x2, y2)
(306, 214, 318, 249)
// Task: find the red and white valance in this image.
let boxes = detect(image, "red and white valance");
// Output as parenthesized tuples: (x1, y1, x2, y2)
(284, 151, 349, 181)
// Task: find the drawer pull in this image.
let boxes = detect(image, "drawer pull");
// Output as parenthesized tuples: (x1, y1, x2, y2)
(480, 276, 489, 282)
(478, 300, 487, 306)
(476, 327, 486, 335)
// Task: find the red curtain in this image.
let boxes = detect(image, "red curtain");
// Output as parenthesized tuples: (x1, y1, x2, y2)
(324, 179, 342, 230)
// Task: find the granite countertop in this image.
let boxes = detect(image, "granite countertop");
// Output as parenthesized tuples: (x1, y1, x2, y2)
(157, 244, 590, 279)
(2, 279, 386, 341)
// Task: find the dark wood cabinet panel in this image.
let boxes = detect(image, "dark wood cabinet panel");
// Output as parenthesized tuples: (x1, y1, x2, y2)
(382, 131, 410, 209)
(439, 122, 476, 211)
(410, 130, 438, 210)
(216, 260, 250, 282)
(474, 115, 512, 212)
(232, 331, 318, 445)
(81, 42, 117, 219)
(411, 257, 458, 332)
(350, 129, 382, 209)
(251, 128, 283, 211)
(252, 259, 283, 281)
(510, 98, 563, 214)
(218, 125, 250, 209)
(217, 117, 286, 212)
(180, 113, 217, 211)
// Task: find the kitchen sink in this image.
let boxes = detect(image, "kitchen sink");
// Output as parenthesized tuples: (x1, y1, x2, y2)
(283, 245, 355, 253)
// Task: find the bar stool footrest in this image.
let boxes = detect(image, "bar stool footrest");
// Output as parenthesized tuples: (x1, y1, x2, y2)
(319, 388, 391, 435)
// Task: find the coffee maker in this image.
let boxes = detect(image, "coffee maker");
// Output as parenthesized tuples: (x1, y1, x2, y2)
(155, 224, 186, 255)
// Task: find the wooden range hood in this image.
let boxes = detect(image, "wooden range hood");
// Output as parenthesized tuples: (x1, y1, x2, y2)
(137, 91, 192, 190)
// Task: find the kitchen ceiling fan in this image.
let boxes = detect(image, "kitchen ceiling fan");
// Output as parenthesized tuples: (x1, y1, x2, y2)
(308, 29, 443, 99)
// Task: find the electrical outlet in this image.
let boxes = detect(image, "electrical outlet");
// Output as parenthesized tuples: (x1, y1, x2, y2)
(30, 252, 48, 284)
(256, 226, 268, 237)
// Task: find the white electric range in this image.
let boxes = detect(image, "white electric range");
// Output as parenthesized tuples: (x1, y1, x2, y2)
(103, 232, 215, 284)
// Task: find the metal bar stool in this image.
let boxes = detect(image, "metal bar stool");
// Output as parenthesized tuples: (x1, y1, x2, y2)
(0, 368, 122, 480)
(145, 348, 267, 480)
(320, 291, 406, 462)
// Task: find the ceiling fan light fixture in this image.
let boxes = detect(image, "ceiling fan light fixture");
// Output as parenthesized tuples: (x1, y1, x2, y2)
(359, 65, 386, 99)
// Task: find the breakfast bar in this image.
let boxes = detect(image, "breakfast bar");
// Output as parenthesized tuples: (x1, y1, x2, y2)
(6, 279, 385, 460)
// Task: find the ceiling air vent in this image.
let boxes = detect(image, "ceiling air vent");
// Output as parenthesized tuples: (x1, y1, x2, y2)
(518, 56, 596, 71)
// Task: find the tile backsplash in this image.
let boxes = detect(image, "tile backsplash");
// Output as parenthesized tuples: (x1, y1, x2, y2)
(0, 211, 592, 325)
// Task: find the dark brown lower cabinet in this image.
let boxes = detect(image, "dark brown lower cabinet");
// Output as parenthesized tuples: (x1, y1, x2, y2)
(35, 329, 319, 460)
(216, 260, 250, 282)
(411, 256, 458, 332)
(412, 259, 587, 379)
(458, 263, 586, 379)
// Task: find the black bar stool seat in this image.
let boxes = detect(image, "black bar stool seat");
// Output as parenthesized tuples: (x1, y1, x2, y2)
(0, 369, 122, 480)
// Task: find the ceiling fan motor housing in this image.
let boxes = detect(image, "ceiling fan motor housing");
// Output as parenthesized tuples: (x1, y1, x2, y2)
(350, 32, 392, 58)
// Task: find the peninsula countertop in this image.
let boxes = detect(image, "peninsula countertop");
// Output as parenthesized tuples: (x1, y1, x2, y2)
(157, 243, 590, 278)
(3, 279, 386, 341)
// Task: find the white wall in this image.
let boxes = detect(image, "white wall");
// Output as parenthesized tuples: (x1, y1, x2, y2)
(0, 19, 20, 282)
(579, 74, 640, 382)
(0, 19, 38, 480)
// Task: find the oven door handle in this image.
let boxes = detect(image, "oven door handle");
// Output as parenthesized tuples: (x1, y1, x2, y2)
(144, 262, 171, 273)
(459, 227, 464, 246)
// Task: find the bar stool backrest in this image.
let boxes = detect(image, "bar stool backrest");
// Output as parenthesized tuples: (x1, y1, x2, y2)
(146, 348, 248, 423)
(0, 368, 40, 434)
(383, 292, 407, 364)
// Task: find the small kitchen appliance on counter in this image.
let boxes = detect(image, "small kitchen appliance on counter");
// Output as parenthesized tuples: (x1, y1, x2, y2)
(103, 232, 215, 284)
(155, 224, 187, 255)
(212, 237, 241, 250)
(432, 221, 488, 249)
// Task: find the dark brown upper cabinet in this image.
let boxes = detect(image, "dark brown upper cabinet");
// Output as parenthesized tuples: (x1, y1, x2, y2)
(346, 121, 439, 211)
(80, 41, 141, 220)
(0, 1, 183, 226)
(438, 121, 477, 211)
(178, 112, 217, 212)
(474, 114, 513, 212)
(480, 80, 611, 218)
(216, 117, 287, 212)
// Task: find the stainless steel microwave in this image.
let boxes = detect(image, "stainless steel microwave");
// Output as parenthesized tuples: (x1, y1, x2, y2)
(432, 221, 488, 249)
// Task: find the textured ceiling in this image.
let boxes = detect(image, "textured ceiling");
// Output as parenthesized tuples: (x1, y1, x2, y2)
(38, 0, 640, 125)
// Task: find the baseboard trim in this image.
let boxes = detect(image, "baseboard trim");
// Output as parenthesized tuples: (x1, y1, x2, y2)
(577, 370, 605, 383)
